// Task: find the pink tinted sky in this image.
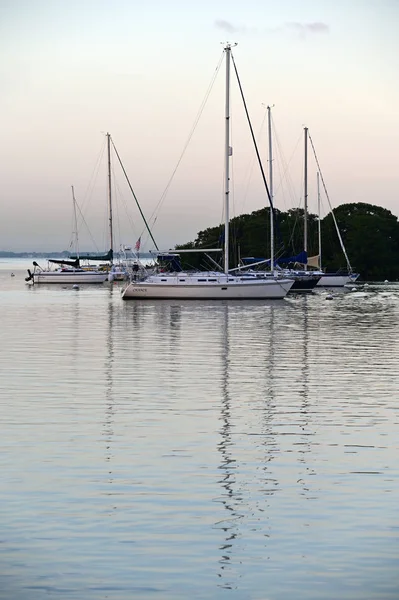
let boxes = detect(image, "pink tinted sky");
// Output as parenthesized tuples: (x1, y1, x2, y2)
(1, 0, 398, 252)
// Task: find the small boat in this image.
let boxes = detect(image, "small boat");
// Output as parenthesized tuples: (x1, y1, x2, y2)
(27, 262, 109, 284)
(277, 269, 321, 292)
(316, 271, 359, 287)
(26, 136, 115, 285)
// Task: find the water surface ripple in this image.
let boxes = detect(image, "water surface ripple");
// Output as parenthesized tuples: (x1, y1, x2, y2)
(1, 266, 398, 599)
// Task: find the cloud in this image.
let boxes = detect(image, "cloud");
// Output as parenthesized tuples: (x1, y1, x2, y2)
(215, 19, 330, 38)
(286, 21, 330, 36)
(214, 19, 254, 34)
(215, 19, 240, 34)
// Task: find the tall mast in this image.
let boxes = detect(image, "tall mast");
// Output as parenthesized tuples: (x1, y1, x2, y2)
(71, 185, 79, 260)
(267, 105, 274, 271)
(223, 44, 232, 275)
(304, 126, 308, 270)
(317, 171, 322, 271)
(106, 132, 114, 263)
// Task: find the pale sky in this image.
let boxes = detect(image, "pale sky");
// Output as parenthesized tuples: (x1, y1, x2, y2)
(1, 0, 398, 252)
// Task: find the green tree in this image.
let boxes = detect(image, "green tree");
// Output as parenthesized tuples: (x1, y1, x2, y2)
(321, 203, 399, 279)
(175, 202, 399, 280)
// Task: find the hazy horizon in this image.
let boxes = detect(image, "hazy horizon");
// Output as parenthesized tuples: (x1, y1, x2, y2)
(2, 0, 398, 252)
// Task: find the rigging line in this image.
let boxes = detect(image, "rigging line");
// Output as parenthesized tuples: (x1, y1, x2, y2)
(216, 140, 225, 247)
(231, 51, 285, 254)
(80, 137, 107, 217)
(308, 132, 353, 272)
(74, 195, 101, 252)
(110, 153, 143, 246)
(270, 118, 309, 252)
(219, 164, 225, 249)
(230, 104, 237, 258)
(272, 119, 301, 205)
(113, 170, 138, 238)
(240, 105, 268, 214)
(148, 51, 225, 227)
(272, 118, 302, 208)
(110, 137, 159, 251)
(230, 52, 274, 212)
(274, 150, 306, 251)
(110, 164, 123, 251)
(230, 54, 282, 259)
(101, 162, 108, 251)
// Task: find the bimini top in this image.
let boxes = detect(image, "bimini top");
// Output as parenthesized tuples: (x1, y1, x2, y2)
(242, 251, 308, 265)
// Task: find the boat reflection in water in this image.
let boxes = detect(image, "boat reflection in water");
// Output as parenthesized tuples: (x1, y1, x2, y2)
(215, 302, 289, 589)
(79, 290, 397, 598)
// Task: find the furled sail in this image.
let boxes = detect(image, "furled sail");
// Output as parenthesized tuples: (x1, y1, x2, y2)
(307, 254, 320, 268)
(70, 249, 113, 262)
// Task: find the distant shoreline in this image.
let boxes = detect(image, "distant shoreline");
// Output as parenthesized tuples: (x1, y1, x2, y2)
(0, 251, 154, 259)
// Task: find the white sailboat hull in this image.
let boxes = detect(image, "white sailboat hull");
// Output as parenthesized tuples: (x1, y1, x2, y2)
(33, 271, 108, 284)
(317, 273, 359, 287)
(122, 275, 294, 299)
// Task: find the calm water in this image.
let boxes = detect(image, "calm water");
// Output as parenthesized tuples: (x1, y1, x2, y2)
(1, 260, 398, 599)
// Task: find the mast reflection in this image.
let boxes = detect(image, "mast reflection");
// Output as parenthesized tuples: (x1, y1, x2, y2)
(215, 302, 239, 590)
(215, 301, 280, 589)
(296, 295, 317, 499)
(102, 286, 116, 503)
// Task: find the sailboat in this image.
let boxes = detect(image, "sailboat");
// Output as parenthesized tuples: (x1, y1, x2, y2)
(302, 129, 359, 287)
(26, 134, 114, 285)
(122, 45, 294, 300)
(272, 124, 322, 292)
(238, 110, 321, 292)
(255, 126, 358, 288)
(282, 124, 322, 291)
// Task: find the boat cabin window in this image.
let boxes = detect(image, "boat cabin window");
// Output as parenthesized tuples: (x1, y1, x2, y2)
(208, 279, 217, 282)
(179, 279, 186, 282)
(197, 279, 206, 282)
(161, 279, 167, 282)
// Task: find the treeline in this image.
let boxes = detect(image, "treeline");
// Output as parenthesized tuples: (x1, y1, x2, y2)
(175, 202, 399, 281)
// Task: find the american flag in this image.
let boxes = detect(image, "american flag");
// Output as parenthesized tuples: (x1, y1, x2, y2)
(135, 236, 141, 251)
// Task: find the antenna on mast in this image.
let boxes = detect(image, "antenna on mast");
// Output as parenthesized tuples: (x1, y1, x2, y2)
(220, 41, 238, 48)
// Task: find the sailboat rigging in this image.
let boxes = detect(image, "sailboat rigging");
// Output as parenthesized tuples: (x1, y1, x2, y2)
(236, 109, 321, 292)
(122, 44, 294, 300)
(305, 130, 359, 287)
(26, 134, 115, 284)
(241, 125, 359, 288)
(269, 120, 321, 291)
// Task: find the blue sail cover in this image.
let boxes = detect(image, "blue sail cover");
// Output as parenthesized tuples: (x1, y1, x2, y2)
(241, 257, 271, 264)
(158, 254, 182, 272)
(242, 251, 308, 265)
